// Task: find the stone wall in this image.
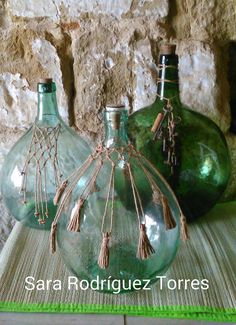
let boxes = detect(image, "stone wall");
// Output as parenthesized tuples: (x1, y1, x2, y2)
(0, 0, 236, 248)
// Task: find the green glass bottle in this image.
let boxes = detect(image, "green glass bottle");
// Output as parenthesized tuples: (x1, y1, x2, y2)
(1, 79, 91, 229)
(53, 105, 187, 294)
(128, 44, 231, 221)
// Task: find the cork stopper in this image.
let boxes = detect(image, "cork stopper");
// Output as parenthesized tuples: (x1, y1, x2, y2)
(159, 44, 176, 55)
(39, 78, 53, 84)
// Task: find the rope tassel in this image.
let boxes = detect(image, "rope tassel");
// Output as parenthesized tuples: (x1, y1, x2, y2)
(180, 212, 189, 241)
(98, 232, 110, 269)
(161, 195, 176, 230)
(53, 180, 68, 205)
(137, 224, 155, 260)
(67, 198, 85, 232)
(50, 222, 57, 254)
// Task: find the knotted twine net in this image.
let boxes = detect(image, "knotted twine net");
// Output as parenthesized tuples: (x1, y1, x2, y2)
(20, 123, 62, 225)
(151, 63, 181, 174)
(51, 143, 189, 270)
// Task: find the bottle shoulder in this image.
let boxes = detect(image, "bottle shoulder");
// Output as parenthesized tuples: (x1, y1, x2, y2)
(129, 100, 226, 138)
(2, 122, 92, 168)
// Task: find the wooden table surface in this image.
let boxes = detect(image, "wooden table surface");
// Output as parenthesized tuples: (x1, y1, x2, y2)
(1, 204, 235, 324)
(0, 313, 231, 325)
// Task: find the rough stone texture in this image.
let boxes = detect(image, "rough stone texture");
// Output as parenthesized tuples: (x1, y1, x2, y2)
(0, 73, 37, 128)
(8, 0, 132, 19)
(0, 28, 47, 85)
(8, 0, 169, 20)
(172, 0, 236, 42)
(132, 39, 158, 111)
(0, 0, 236, 247)
(72, 20, 133, 138)
(71, 17, 166, 139)
(178, 41, 231, 132)
(0, 29, 69, 127)
(32, 38, 68, 121)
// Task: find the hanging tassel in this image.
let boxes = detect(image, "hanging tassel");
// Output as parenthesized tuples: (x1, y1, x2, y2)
(53, 180, 68, 205)
(98, 232, 110, 269)
(161, 195, 176, 230)
(180, 212, 189, 240)
(90, 182, 100, 194)
(67, 198, 85, 232)
(50, 222, 57, 254)
(137, 224, 155, 260)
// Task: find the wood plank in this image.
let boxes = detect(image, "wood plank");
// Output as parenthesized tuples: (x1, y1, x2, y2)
(126, 316, 230, 325)
(0, 313, 124, 325)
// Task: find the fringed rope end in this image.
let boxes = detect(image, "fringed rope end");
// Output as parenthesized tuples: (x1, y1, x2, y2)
(137, 224, 155, 260)
(162, 195, 176, 230)
(67, 198, 85, 232)
(50, 222, 57, 254)
(53, 180, 68, 205)
(180, 212, 189, 241)
(98, 232, 110, 269)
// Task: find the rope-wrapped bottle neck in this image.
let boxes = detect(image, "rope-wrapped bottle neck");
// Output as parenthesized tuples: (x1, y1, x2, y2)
(103, 106, 129, 148)
(156, 54, 180, 103)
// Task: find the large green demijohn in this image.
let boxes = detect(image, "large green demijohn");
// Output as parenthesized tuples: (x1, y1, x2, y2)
(1, 79, 91, 229)
(128, 44, 231, 221)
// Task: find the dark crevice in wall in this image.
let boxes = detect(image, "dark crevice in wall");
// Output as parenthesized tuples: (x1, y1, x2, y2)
(128, 29, 149, 115)
(127, 54, 135, 115)
(45, 31, 76, 127)
(166, 0, 178, 39)
(0, 0, 6, 11)
(149, 38, 160, 67)
(228, 42, 236, 134)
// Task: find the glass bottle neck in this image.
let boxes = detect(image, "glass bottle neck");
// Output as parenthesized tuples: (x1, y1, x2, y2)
(36, 92, 60, 126)
(156, 54, 180, 102)
(104, 110, 129, 148)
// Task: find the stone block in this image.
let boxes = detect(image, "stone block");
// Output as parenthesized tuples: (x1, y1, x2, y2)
(8, 0, 133, 20)
(172, 0, 236, 41)
(178, 41, 231, 132)
(0, 73, 37, 128)
(8, 0, 169, 20)
(132, 38, 158, 111)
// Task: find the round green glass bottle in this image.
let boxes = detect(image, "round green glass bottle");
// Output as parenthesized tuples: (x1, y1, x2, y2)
(1, 79, 91, 229)
(128, 44, 231, 221)
(53, 106, 187, 294)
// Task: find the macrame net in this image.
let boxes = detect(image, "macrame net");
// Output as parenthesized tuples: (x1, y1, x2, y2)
(20, 123, 62, 224)
(51, 143, 189, 269)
